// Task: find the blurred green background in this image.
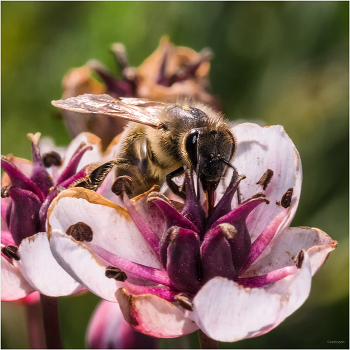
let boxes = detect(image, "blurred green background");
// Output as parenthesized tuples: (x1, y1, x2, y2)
(1, 1, 348, 349)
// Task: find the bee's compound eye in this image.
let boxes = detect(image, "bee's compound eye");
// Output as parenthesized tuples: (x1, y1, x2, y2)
(185, 130, 199, 166)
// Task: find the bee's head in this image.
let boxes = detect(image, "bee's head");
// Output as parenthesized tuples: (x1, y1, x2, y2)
(184, 127, 236, 210)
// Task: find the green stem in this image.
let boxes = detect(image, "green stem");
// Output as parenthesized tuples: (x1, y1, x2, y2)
(26, 302, 45, 348)
(198, 330, 219, 349)
(40, 294, 62, 349)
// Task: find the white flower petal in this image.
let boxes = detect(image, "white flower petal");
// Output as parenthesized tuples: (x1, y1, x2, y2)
(49, 230, 121, 302)
(1, 256, 35, 300)
(48, 188, 162, 269)
(193, 253, 312, 342)
(241, 227, 337, 277)
(13, 232, 84, 296)
(228, 123, 302, 242)
(116, 288, 199, 338)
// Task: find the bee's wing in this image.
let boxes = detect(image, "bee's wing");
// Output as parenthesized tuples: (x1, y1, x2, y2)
(52, 94, 165, 129)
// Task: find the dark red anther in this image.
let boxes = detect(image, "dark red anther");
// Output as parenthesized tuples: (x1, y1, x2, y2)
(1, 245, 20, 261)
(174, 293, 194, 311)
(105, 266, 127, 281)
(281, 188, 293, 208)
(294, 250, 304, 269)
(256, 169, 274, 190)
(111, 176, 134, 196)
(1, 185, 11, 198)
(66, 222, 93, 242)
(42, 151, 62, 167)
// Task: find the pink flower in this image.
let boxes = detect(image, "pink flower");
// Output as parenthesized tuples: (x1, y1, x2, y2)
(86, 299, 158, 349)
(47, 123, 336, 342)
(1, 132, 117, 301)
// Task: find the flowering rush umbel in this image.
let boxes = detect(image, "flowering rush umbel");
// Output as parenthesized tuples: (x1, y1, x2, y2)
(60, 36, 219, 149)
(47, 123, 336, 342)
(1, 132, 118, 300)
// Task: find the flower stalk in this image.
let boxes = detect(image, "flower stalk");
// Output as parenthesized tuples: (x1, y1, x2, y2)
(198, 330, 219, 349)
(40, 294, 62, 349)
(26, 302, 45, 349)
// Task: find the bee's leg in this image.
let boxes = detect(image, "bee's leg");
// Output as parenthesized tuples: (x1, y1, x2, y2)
(73, 160, 117, 191)
(114, 158, 157, 197)
(166, 166, 186, 200)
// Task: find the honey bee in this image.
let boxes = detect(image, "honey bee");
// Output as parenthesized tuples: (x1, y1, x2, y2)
(52, 94, 236, 212)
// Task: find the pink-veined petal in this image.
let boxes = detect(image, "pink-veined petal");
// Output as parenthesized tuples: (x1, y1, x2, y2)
(49, 230, 122, 302)
(116, 288, 199, 338)
(1, 256, 35, 301)
(48, 188, 162, 269)
(13, 232, 84, 296)
(241, 227, 337, 278)
(226, 123, 302, 242)
(193, 252, 312, 342)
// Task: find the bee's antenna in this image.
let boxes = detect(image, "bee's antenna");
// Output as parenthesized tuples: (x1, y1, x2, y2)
(220, 158, 234, 169)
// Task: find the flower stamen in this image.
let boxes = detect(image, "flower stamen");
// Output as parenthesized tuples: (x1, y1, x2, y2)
(281, 188, 293, 208)
(1, 245, 20, 261)
(42, 151, 62, 167)
(256, 169, 274, 190)
(294, 250, 304, 269)
(111, 176, 134, 196)
(1, 185, 11, 198)
(174, 293, 194, 311)
(105, 266, 128, 281)
(66, 222, 93, 242)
